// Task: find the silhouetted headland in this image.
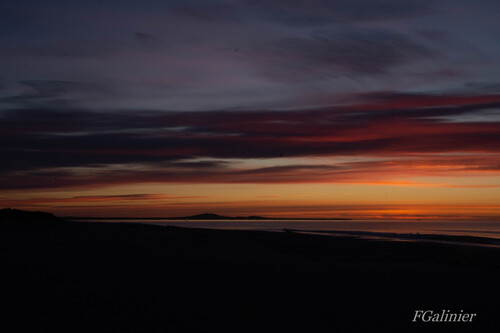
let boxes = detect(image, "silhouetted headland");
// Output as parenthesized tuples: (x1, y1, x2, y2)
(0, 208, 61, 221)
(2, 208, 499, 332)
(0, 208, 64, 228)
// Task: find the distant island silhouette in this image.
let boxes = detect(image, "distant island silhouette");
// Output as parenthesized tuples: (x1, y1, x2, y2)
(65, 212, 352, 221)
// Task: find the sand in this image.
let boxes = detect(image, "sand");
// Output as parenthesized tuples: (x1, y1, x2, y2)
(2, 218, 499, 332)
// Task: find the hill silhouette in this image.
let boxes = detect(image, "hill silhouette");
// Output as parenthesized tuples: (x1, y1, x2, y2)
(0, 208, 60, 221)
(0, 208, 64, 228)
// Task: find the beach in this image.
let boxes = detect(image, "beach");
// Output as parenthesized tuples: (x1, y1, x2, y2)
(2, 216, 500, 332)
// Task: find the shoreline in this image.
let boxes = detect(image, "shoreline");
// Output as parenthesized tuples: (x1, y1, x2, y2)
(287, 228, 500, 247)
(68, 217, 500, 248)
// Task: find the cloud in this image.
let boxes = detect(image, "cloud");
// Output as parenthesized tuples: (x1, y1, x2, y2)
(2, 0, 493, 113)
(174, 2, 236, 22)
(132, 32, 167, 51)
(1, 90, 500, 189)
(2, 39, 120, 58)
(245, 0, 431, 25)
(1, 193, 209, 208)
(4, 152, 500, 190)
(244, 29, 437, 82)
(1, 32, 169, 61)
(171, 0, 431, 26)
(0, 80, 120, 111)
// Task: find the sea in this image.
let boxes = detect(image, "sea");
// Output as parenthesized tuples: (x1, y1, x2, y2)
(84, 219, 500, 246)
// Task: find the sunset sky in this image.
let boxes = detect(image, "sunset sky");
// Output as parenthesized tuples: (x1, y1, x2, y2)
(2, 0, 500, 219)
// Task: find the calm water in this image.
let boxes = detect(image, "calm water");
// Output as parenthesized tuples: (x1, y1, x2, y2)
(89, 219, 500, 241)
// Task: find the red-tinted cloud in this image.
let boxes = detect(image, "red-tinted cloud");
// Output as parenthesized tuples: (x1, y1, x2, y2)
(1, 91, 500, 189)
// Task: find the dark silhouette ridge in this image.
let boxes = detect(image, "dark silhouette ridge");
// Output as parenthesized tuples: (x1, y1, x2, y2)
(0, 208, 61, 221)
(0, 208, 65, 228)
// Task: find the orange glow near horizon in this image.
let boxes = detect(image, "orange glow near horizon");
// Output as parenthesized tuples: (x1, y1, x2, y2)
(2, 92, 500, 221)
(2, 177, 500, 220)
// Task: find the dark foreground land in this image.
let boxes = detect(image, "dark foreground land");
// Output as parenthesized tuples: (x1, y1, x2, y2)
(1, 211, 500, 332)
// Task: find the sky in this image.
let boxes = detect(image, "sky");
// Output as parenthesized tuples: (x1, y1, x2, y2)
(1, 0, 500, 219)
